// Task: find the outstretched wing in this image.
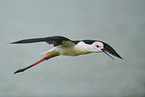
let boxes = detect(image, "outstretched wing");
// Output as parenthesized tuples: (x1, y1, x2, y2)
(10, 36, 75, 46)
(101, 41, 123, 59)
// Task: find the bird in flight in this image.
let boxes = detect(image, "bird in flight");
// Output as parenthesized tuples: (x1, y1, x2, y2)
(10, 36, 123, 74)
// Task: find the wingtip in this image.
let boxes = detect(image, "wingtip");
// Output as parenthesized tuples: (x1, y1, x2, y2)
(10, 42, 15, 44)
(119, 57, 123, 60)
(9, 41, 20, 44)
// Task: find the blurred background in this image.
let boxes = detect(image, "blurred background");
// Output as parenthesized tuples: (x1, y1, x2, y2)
(0, 0, 145, 97)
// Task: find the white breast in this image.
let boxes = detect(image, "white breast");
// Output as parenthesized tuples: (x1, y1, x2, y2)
(55, 46, 78, 56)
(39, 41, 94, 57)
(74, 41, 92, 55)
(55, 42, 91, 56)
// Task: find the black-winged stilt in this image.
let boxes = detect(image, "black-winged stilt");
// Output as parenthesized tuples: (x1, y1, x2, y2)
(10, 36, 123, 74)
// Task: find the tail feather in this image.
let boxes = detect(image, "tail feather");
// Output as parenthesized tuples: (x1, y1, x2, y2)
(38, 48, 57, 57)
(38, 51, 50, 56)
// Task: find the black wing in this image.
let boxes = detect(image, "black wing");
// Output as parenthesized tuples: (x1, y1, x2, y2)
(10, 36, 75, 46)
(101, 41, 123, 59)
(73, 39, 123, 59)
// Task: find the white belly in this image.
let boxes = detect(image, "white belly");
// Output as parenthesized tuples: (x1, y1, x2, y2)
(39, 42, 92, 57)
(55, 46, 78, 56)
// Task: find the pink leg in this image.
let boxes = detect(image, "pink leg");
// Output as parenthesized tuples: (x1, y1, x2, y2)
(14, 53, 58, 74)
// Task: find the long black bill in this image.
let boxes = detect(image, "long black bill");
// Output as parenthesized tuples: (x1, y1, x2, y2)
(102, 49, 114, 60)
(101, 42, 123, 59)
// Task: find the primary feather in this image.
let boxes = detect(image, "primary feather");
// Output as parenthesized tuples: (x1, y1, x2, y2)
(10, 36, 71, 46)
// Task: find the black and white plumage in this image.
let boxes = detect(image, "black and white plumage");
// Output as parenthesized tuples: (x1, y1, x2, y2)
(10, 36, 123, 74)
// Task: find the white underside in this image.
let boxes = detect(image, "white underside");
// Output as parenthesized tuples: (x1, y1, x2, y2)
(38, 46, 86, 56)
(38, 41, 101, 57)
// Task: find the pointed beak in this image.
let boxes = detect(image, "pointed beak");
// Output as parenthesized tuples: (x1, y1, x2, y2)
(101, 49, 115, 60)
(101, 42, 123, 60)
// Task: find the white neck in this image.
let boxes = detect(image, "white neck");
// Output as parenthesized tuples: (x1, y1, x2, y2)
(74, 41, 96, 54)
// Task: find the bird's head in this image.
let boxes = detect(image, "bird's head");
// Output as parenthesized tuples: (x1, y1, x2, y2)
(90, 41, 123, 60)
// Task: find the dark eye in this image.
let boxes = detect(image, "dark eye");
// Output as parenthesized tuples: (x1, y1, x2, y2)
(96, 45, 99, 48)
